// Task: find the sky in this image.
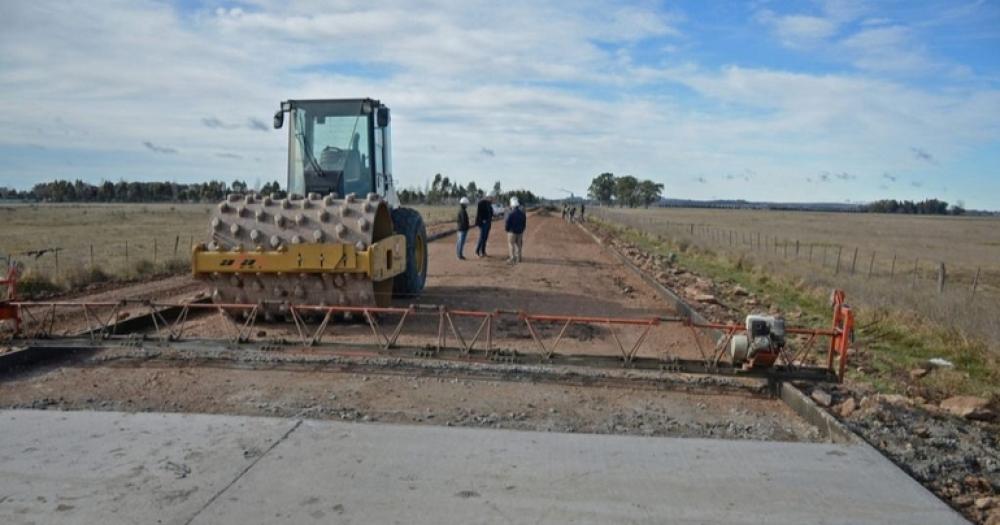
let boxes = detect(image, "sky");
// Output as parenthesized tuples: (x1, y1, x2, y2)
(1, 0, 999, 208)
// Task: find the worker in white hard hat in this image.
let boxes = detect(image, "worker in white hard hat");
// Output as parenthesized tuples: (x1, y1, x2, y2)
(456, 196, 471, 260)
(504, 196, 526, 264)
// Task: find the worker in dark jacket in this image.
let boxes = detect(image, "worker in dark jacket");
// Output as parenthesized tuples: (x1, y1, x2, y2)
(456, 197, 470, 260)
(505, 197, 526, 263)
(474, 196, 494, 257)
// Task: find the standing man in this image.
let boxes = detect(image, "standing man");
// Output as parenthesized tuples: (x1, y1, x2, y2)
(569, 206, 576, 223)
(579, 202, 585, 221)
(474, 195, 494, 257)
(505, 197, 526, 264)
(456, 197, 470, 260)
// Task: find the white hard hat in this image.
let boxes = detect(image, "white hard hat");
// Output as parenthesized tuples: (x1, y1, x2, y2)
(459, 197, 470, 205)
(510, 197, 519, 207)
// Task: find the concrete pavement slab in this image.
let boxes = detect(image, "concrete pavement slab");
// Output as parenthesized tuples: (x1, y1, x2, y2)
(0, 410, 297, 525)
(198, 417, 966, 524)
(0, 409, 966, 524)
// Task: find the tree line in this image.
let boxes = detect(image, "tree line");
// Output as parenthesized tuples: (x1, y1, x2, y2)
(0, 179, 285, 203)
(397, 174, 538, 206)
(587, 172, 664, 207)
(862, 198, 965, 215)
(1, 176, 538, 206)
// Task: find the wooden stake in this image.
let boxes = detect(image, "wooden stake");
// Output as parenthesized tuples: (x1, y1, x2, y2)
(867, 251, 875, 278)
(89, 244, 94, 269)
(937, 262, 946, 294)
(835, 246, 843, 274)
(890, 253, 896, 279)
(911, 258, 919, 288)
(850, 247, 858, 275)
(971, 267, 981, 299)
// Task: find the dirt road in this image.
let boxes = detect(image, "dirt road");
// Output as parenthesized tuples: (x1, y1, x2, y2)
(0, 212, 814, 441)
(155, 212, 702, 360)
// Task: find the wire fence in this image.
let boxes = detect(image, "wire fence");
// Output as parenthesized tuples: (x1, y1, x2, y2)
(590, 206, 1000, 346)
(8, 234, 198, 286)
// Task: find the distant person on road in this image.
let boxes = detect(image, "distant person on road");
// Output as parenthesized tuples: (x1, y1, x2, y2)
(474, 196, 494, 257)
(561, 204, 567, 220)
(456, 197, 470, 260)
(505, 197, 526, 264)
(580, 202, 585, 221)
(569, 206, 576, 223)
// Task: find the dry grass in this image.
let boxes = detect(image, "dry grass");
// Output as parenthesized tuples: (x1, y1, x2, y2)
(1, 202, 453, 294)
(597, 207, 1000, 289)
(409, 205, 455, 226)
(588, 215, 1000, 400)
(591, 207, 1000, 344)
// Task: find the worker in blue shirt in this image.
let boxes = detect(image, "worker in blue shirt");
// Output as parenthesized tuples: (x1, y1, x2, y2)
(505, 197, 526, 264)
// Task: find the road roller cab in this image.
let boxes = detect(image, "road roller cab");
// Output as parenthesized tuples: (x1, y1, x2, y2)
(273, 98, 398, 208)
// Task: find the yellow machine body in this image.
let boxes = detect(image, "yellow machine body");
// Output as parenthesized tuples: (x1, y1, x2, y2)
(192, 234, 406, 282)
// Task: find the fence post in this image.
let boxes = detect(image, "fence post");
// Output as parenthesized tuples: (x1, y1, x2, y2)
(757, 232, 761, 251)
(890, 253, 896, 280)
(823, 245, 828, 267)
(89, 244, 95, 269)
(808, 244, 813, 262)
(867, 251, 875, 278)
(937, 263, 946, 294)
(911, 258, 919, 288)
(174, 235, 180, 255)
(835, 246, 842, 274)
(795, 240, 800, 257)
(783, 240, 788, 258)
(850, 247, 858, 275)
(125, 240, 129, 270)
(54, 249, 60, 278)
(154, 238, 158, 263)
(971, 267, 981, 299)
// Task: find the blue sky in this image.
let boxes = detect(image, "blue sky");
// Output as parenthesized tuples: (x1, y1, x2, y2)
(1, 0, 998, 208)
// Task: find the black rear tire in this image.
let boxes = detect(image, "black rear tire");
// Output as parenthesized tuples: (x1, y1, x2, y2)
(391, 207, 428, 297)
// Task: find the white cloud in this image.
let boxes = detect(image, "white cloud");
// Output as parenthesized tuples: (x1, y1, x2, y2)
(755, 11, 838, 47)
(0, 1, 996, 207)
(839, 26, 934, 74)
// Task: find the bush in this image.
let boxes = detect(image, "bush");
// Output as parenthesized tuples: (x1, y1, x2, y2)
(61, 266, 112, 289)
(160, 258, 189, 274)
(16, 271, 63, 299)
(132, 259, 157, 277)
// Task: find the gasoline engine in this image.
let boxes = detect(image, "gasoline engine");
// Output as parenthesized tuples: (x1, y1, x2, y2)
(729, 314, 786, 369)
